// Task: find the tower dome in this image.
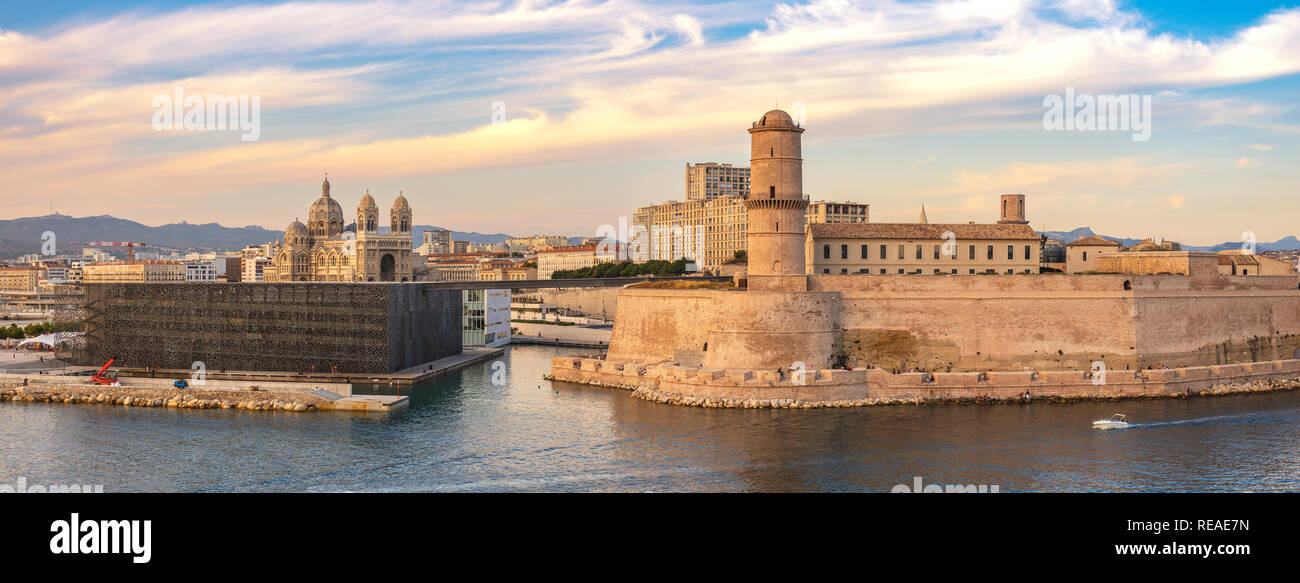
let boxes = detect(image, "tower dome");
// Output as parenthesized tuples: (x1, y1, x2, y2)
(757, 109, 796, 128)
(391, 191, 412, 234)
(357, 189, 378, 233)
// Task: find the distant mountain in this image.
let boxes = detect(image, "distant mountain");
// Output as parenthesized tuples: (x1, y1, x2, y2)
(1037, 227, 1142, 247)
(1039, 227, 1300, 252)
(0, 214, 523, 259)
(411, 225, 511, 246)
(0, 214, 283, 256)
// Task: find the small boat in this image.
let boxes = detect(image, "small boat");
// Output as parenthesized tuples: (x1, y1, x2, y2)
(1092, 413, 1130, 430)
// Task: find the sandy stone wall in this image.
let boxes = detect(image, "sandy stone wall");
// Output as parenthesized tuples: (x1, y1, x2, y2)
(549, 356, 1300, 408)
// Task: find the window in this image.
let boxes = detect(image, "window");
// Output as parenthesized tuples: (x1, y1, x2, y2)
(933, 269, 940, 274)
(1024, 245, 1032, 260)
(823, 244, 830, 259)
(861, 245, 868, 259)
(915, 245, 922, 260)
(1007, 245, 1014, 260)
(969, 245, 975, 260)
(933, 245, 940, 260)
(880, 245, 888, 259)
(822, 269, 830, 274)
(1083, 251, 1088, 261)
(952, 269, 958, 274)
(898, 245, 904, 260)
(969, 269, 975, 274)
(841, 245, 848, 259)
(841, 269, 848, 274)
(880, 269, 887, 274)
(898, 269, 904, 274)
(769, 186, 775, 198)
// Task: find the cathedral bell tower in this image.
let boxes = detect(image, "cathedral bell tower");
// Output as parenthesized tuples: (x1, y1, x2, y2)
(745, 109, 808, 291)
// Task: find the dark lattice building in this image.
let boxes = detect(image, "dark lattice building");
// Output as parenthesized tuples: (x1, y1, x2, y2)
(76, 283, 460, 374)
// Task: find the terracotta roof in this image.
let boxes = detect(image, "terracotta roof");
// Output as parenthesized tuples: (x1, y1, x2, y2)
(538, 245, 596, 254)
(1218, 255, 1259, 266)
(808, 222, 1038, 241)
(1066, 235, 1120, 247)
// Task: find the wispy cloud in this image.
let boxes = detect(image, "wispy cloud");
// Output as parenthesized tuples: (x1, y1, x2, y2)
(3, 0, 1300, 235)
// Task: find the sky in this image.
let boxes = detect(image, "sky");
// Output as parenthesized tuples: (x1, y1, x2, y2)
(0, 0, 1297, 245)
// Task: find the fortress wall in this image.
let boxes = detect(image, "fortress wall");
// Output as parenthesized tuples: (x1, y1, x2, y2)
(1131, 289, 1300, 367)
(606, 289, 721, 364)
(549, 356, 1300, 407)
(807, 273, 1300, 371)
(810, 274, 1138, 371)
(534, 286, 622, 319)
(701, 291, 840, 370)
(608, 288, 841, 370)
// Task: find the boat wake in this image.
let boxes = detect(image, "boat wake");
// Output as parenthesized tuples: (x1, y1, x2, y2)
(1128, 411, 1284, 429)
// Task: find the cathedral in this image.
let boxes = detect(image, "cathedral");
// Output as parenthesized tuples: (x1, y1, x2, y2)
(269, 177, 413, 282)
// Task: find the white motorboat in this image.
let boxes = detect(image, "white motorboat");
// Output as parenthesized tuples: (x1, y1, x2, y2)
(1092, 413, 1130, 430)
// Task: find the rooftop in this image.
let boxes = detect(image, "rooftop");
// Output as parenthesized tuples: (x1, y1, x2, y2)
(809, 222, 1038, 241)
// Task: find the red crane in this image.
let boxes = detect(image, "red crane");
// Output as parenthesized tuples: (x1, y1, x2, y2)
(91, 357, 120, 386)
(81, 241, 149, 262)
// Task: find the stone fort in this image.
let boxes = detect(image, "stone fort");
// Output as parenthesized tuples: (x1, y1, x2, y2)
(551, 108, 1300, 405)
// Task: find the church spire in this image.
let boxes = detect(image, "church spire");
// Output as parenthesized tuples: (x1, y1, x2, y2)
(919, 204, 928, 224)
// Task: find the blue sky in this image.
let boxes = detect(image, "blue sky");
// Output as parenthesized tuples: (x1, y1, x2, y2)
(1, 0, 1298, 245)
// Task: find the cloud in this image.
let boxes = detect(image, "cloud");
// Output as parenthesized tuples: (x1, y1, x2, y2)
(1235, 157, 1261, 168)
(4, 0, 1300, 228)
(1247, 143, 1274, 150)
(909, 155, 939, 170)
(930, 157, 1188, 197)
(1162, 193, 1187, 209)
(673, 13, 705, 45)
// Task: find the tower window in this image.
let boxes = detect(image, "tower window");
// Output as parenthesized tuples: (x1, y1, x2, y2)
(769, 186, 775, 198)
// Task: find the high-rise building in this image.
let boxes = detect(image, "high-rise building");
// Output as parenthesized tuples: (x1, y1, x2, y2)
(632, 198, 869, 273)
(685, 163, 751, 201)
(417, 229, 452, 255)
(83, 261, 186, 283)
(0, 267, 40, 292)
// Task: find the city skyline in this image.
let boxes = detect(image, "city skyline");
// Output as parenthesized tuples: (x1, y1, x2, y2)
(2, 0, 1298, 245)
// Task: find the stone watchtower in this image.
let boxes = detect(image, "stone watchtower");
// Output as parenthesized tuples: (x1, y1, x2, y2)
(745, 109, 808, 291)
(998, 194, 1028, 224)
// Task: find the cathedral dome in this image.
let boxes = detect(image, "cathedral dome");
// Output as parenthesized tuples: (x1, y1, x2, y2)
(310, 191, 344, 223)
(392, 192, 410, 212)
(285, 220, 308, 238)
